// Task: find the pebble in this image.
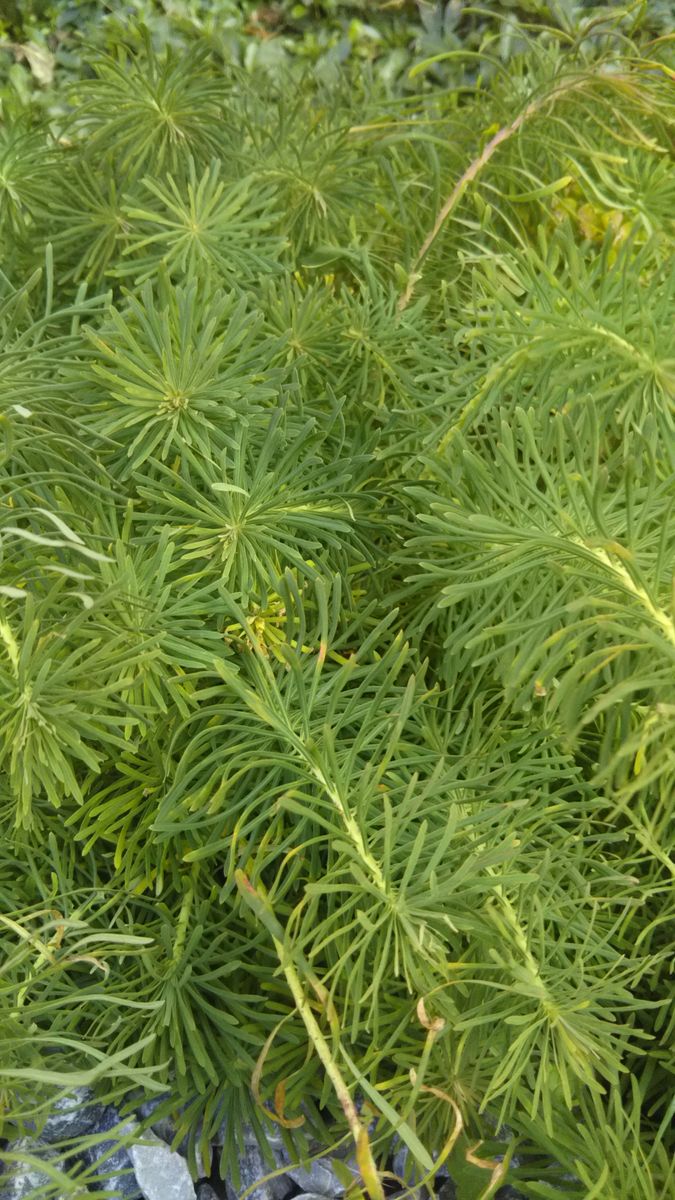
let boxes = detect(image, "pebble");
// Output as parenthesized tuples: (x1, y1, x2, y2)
(0, 1138, 56, 1200)
(130, 1131, 197, 1200)
(80, 1111, 141, 1198)
(287, 1156, 354, 1197)
(436, 1178, 456, 1200)
(138, 1098, 206, 1177)
(196, 1186, 222, 1200)
(230, 1141, 293, 1200)
(137, 1096, 177, 1147)
(30, 1087, 108, 1145)
(392, 1142, 427, 1192)
(294, 1194, 344, 1200)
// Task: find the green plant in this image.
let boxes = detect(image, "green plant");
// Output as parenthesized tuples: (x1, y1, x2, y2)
(0, 4, 673, 1199)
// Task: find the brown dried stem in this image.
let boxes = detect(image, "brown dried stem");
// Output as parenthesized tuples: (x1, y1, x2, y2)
(398, 74, 607, 312)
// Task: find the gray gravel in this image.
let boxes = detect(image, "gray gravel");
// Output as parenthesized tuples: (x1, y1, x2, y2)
(131, 1131, 197, 1200)
(0, 1137, 57, 1200)
(233, 1141, 293, 1200)
(80, 1111, 141, 1198)
(31, 1087, 108, 1145)
(196, 1186, 221, 1200)
(0, 1095, 529, 1200)
(293, 1194, 344, 1200)
(286, 1156, 355, 1198)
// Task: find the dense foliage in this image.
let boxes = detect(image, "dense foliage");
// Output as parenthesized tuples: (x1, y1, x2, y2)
(1, 2, 673, 1198)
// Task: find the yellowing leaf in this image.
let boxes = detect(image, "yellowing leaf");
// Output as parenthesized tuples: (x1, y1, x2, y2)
(18, 42, 55, 86)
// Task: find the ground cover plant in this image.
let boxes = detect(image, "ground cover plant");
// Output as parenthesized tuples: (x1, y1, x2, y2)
(0, 2, 674, 1197)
